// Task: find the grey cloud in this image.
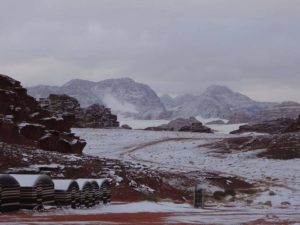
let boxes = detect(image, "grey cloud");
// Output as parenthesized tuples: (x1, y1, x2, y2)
(0, 0, 299, 102)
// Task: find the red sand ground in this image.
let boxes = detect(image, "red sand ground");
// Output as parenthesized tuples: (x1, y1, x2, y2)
(0, 212, 297, 225)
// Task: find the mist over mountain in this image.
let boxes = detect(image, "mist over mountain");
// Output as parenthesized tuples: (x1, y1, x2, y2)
(29, 78, 300, 122)
(28, 78, 169, 120)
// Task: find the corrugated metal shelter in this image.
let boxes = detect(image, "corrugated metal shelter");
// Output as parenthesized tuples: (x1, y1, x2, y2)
(0, 174, 20, 212)
(53, 179, 80, 209)
(97, 179, 111, 204)
(10, 174, 54, 209)
(76, 179, 93, 208)
(90, 180, 100, 206)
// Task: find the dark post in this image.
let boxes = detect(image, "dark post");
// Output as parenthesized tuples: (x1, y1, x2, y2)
(194, 185, 205, 208)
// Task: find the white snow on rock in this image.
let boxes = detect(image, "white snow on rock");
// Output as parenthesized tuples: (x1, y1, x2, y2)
(30, 164, 65, 169)
(53, 179, 76, 190)
(10, 174, 51, 187)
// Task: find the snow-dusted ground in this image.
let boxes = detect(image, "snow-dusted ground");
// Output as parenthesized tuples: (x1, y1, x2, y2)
(2, 202, 299, 224)
(59, 201, 199, 214)
(56, 202, 300, 223)
(119, 117, 170, 130)
(74, 128, 228, 160)
(73, 124, 300, 220)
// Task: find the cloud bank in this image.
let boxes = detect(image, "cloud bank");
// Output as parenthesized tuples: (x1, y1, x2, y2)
(0, 0, 299, 102)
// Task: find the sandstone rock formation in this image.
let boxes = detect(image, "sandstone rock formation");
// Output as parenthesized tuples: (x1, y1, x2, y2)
(284, 115, 300, 133)
(39, 94, 119, 128)
(230, 118, 295, 135)
(231, 115, 300, 135)
(254, 102, 300, 122)
(0, 74, 86, 154)
(145, 117, 212, 133)
(77, 104, 119, 128)
(212, 133, 300, 160)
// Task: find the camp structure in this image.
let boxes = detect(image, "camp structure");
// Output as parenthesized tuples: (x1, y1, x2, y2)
(10, 174, 54, 209)
(53, 179, 80, 209)
(97, 179, 111, 204)
(0, 174, 20, 212)
(76, 179, 93, 208)
(75, 179, 99, 206)
(90, 180, 100, 205)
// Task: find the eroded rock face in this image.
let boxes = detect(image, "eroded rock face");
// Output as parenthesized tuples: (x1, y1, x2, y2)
(211, 133, 300, 160)
(0, 74, 86, 154)
(285, 115, 300, 133)
(230, 118, 295, 135)
(231, 116, 300, 135)
(77, 104, 119, 128)
(255, 102, 300, 122)
(145, 117, 213, 133)
(39, 94, 119, 128)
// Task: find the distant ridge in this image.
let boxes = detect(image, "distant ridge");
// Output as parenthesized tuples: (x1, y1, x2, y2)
(29, 80, 300, 122)
(161, 85, 276, 122)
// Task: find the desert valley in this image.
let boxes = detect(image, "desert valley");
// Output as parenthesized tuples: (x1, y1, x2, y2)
(0, 73, 299, 224)
(1, 1, 300, 224)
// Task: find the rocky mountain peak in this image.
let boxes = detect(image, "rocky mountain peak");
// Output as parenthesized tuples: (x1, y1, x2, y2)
(204, 85, 234, 96)
(62, 79, 95, 88)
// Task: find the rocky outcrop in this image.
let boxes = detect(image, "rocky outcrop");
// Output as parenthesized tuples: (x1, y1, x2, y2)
(253, 102, 300, 122)
(211, 133, 300, 160)
(145, 117, 212, 133)
(41, 94, 82, 116)
(231, 115, 300, 135)
(39, 94, 119, 128)
(77, 104, 119, 128)
(284, 115, 300, 133)
(0, 74, 86, 154)
(230, 118, 295, 135)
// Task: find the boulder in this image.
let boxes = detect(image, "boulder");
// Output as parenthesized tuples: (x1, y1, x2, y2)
(121, 124, 132, 130)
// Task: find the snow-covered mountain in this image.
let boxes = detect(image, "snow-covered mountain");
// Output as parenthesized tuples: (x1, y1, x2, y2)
(28, 78, 169, 119)
(29, 80, 298, 123)
(162, 85, 275, 121)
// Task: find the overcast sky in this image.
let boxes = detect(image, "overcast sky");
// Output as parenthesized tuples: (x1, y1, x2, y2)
(0, 0, 299, 102)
